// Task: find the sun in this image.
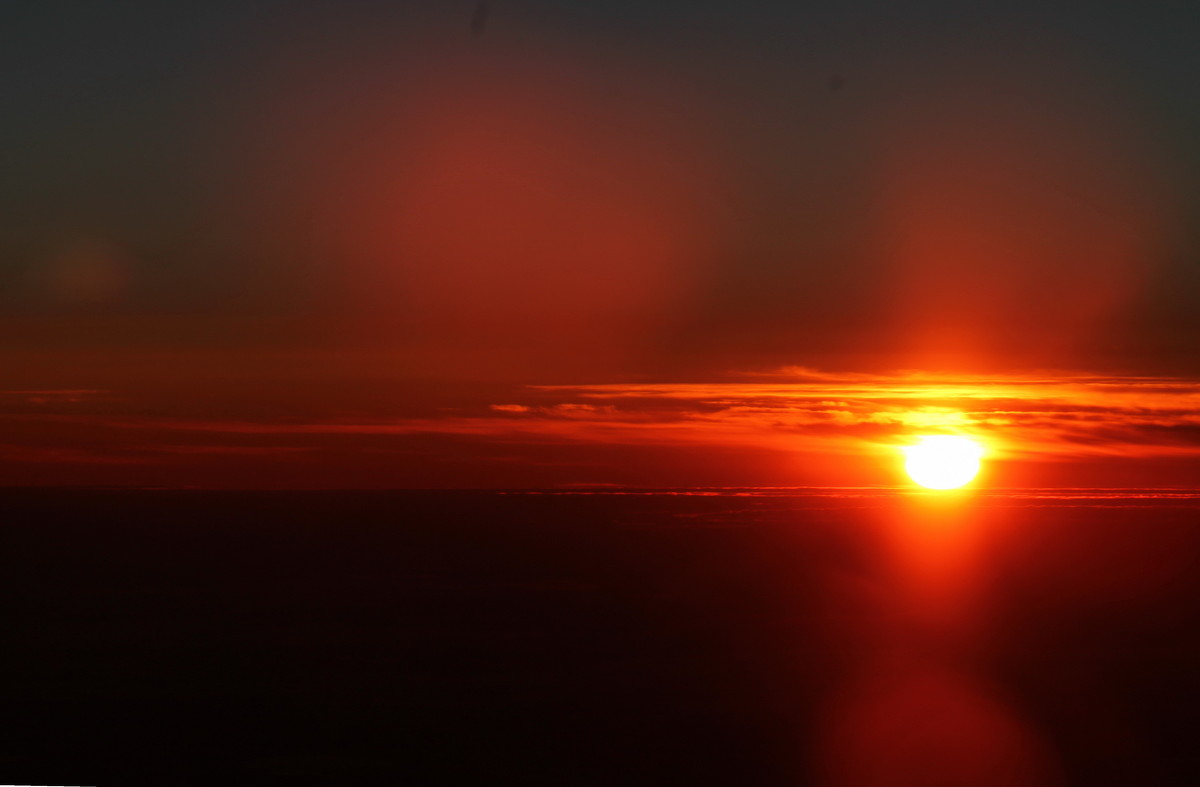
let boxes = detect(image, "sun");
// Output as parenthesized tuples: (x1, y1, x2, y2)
(903, 435, 984, 490)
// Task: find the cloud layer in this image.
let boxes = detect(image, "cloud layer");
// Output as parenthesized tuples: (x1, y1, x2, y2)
(2, 370, 1197, 488)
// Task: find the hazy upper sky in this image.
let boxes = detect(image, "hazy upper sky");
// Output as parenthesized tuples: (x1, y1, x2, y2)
(4, 1, 1200, 486)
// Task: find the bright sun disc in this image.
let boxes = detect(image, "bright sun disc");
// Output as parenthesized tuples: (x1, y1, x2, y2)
(903, 435, 983, 490)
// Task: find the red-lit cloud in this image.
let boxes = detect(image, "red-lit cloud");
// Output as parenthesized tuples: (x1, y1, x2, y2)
(2, 371, 1197, 488)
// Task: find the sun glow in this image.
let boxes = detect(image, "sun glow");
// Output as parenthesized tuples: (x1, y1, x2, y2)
(903, 435, 984, 490)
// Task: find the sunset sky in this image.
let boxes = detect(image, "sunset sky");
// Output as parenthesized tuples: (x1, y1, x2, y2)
(5, 0, 1200, 488)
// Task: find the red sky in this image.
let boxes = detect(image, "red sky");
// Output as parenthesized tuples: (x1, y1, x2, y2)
(4, 2, 1200, 488)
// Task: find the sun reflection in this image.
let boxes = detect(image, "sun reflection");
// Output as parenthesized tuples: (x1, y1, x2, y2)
(814, 466, 1060, 787)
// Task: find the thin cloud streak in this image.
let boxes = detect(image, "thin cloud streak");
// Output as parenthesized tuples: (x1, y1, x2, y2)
(524, 372, 1200, 460)
(12, 371, 1200, 457)
(1, 370, 1196, 487)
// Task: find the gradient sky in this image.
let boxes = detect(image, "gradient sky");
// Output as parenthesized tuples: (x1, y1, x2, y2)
(4, 1, 1200, 487)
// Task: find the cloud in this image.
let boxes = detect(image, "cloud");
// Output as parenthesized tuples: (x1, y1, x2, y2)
(0, 389, 109, 406)
(516, 371, 1200, 460)
(2, 370, 1198, 487)
(52, 371, 1200, 459)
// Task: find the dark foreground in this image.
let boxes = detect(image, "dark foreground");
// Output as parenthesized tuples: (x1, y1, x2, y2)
(2, 488, 1199, 785)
